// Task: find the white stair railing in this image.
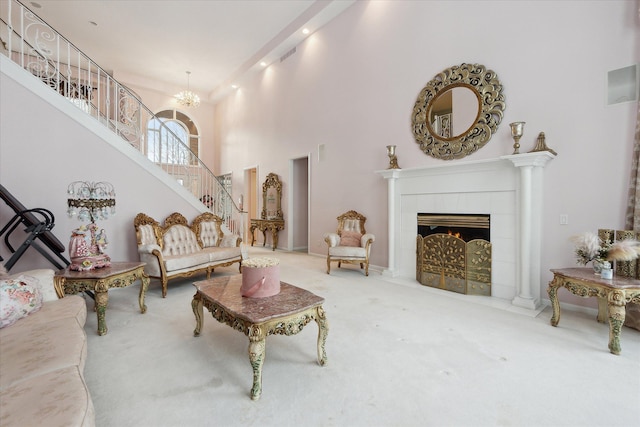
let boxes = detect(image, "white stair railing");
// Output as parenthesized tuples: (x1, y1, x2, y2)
(0, 0, 243, 236)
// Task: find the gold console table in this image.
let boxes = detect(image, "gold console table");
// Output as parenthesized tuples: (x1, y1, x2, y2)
(249, 218, 284, 251)
(547, 268, 640, 355)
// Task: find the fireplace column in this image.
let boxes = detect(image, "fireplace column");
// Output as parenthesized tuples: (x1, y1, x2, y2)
(381, 169, 400, 277)
(503, 152, 555, 309)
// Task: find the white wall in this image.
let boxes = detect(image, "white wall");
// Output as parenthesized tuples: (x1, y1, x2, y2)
(214, 0, 639, 306)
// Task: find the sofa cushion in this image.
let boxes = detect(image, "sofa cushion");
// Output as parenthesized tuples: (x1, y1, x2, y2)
(329, 245, 367, 258)
(0, 366, 95, 427)
(163, 252, 212, 271)
(137, 223, 157, 246)
(340, 231, 362, 247)
(0, 312, 87, 388)
(162, 225, 201, 256)
(14, 269, 58, 302)
(198, 220, 220, 247)
(0, 295, 87, 332)
(202, 246, 242, 263)
(0, 276, 43, 328)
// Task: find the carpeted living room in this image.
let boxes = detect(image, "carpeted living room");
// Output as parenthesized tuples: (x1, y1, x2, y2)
(82, 247, 639, 426)
(1, 0, 640, 426)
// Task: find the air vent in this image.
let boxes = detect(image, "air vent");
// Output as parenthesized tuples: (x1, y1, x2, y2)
(280, 46, 296, 63)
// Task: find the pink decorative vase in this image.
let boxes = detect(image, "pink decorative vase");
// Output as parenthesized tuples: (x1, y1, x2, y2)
(241, 258, 280, 298)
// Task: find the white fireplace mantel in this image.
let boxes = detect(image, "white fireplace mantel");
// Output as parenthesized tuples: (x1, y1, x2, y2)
(377, 151, 555, 310)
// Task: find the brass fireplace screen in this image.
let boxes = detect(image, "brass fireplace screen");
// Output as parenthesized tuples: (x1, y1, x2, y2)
(416, 214, 491, 296)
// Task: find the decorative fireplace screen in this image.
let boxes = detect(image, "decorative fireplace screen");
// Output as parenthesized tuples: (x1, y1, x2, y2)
(416, 214, 491, 296)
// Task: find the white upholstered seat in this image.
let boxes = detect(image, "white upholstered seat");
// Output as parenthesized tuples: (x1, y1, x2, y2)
(323, 210, 374, 276)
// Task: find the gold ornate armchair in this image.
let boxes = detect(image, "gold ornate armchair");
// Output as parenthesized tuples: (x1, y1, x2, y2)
(324, 210, 375, 276)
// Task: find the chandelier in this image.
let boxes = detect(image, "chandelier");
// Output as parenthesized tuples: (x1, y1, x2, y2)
(175, 71, 200, 107)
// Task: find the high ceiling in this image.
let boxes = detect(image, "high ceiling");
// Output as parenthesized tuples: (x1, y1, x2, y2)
(23, 0, 354, 103)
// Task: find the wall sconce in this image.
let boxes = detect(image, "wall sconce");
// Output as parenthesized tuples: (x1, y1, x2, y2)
(387, 145, 400, 169)
(67, 181, 115, 271)
(509, 122, 525, 154)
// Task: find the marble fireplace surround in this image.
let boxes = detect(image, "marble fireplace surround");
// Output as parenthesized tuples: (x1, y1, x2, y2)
(377, 152, 555, 310)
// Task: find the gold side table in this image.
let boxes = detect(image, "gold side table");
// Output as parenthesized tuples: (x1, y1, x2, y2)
(55, 261, 149, 336)
(548, 268, 640, 355)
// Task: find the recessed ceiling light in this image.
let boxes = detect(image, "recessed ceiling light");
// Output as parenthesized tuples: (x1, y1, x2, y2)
(302, 28, 310, 35)
(260, 61, 267, 67)
(231, 84, 239, 89)
(89, 21, 98, 26)
(30, 2, 41, 8)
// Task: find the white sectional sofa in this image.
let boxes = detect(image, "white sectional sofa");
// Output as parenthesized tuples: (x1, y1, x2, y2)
(0, 268, 94, 427)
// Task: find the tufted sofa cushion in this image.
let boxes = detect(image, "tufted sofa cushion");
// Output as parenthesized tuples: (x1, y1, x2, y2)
(198, 220, 220, 247)
(162, 225, 201, 256)
(137, 223, 157, 246)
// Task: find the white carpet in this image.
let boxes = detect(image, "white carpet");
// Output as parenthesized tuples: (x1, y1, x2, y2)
(83, 247, 640, 427)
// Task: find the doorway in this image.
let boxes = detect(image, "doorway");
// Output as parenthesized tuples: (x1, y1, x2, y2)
(243, 166, 258, 244)
(289, 156, 309, 252)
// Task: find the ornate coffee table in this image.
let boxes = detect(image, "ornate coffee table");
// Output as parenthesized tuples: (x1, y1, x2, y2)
(192, 275, 328, 400)
(548, 268, 640, 354)
(55, 262, 149, 336)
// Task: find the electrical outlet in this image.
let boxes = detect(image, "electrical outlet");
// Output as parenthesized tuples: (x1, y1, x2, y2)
(559, 214, 569, 225)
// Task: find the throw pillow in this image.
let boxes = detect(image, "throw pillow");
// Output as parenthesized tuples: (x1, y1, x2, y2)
(19, 269, 58, 302)
(0, 276, 43, 328)
(340, 230, 362, 247)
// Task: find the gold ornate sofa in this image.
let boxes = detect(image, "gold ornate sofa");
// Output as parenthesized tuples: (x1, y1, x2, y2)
(134, 212, 242, 297)
(324, 210, 375, 276)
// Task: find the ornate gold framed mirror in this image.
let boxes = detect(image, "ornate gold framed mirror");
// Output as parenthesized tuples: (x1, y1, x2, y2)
(261, 173, 283, 220)
(411, 63, 505, 160)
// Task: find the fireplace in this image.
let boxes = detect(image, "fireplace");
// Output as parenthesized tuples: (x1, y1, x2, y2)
(416, 213, 491, 295)
(377, 153, 555, 310)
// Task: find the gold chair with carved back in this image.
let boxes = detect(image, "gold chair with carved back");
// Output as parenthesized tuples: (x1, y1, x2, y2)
(324, 210, 375, 276)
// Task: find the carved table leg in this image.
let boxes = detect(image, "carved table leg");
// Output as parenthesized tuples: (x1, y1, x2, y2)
(138, 271, 149, 314)
(192, 293, 203, 337)
(607, 290, 626, 355)
(271, 229, 278, 251)
(547, 280, 561, 327)
(315, 306, 329, 366)
(94, 280, 109, 336)
(262, 230, 267, 247)
(596, 296, 608, 323)
(248, 325, 266, 400)
(250, 227, 257, 246)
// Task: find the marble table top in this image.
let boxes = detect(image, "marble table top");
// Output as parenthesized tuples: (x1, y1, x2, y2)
(56, 261, 145, 279)
(193, 274, 324, 324)
(551, 268, 640, 289)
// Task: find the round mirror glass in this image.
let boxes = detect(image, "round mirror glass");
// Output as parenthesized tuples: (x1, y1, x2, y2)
(411, 63, 506, 160)
(427, 85, 480, 140)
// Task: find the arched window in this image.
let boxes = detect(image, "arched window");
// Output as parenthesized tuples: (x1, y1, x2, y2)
(146, 110, 200, 165)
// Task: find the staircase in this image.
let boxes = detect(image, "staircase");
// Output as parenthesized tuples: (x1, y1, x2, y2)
(0, 0, 243, 236)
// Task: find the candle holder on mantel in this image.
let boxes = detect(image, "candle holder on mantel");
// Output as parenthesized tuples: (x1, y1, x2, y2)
(386, 145, 400, 169)
(529, 131, 557, 156)
(509, 122, 525, 154)
(66, 181, 115, 271)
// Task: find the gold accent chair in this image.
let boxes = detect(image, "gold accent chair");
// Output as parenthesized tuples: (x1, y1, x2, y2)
(324, 210, 375, 276)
